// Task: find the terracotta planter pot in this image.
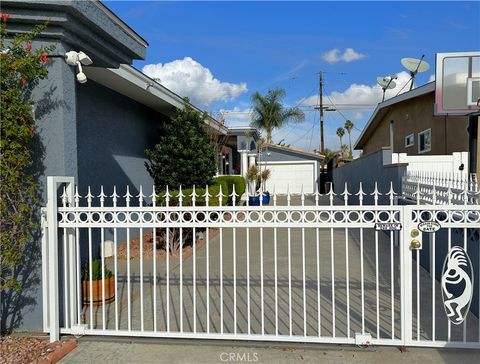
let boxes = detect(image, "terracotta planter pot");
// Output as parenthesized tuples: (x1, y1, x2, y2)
(82, 275, 115, 307)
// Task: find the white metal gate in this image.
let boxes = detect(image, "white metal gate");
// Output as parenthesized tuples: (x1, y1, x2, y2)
(42, 176, 480, 349)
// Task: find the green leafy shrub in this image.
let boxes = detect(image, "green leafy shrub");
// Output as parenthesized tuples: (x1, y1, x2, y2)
(0, 15, 53, 290)
(214, 175, 246, 203)
(82, 259, 113, 281)
(157, 182, 228, 206)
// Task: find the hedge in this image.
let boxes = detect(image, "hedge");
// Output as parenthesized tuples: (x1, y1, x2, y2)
(157, 180, 228, 206)
(214, 176, 246, 203)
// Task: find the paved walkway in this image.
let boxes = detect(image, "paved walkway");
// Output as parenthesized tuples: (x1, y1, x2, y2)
(60, 338, 480, 364)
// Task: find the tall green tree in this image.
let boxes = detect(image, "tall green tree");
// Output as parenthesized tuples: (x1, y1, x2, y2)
(336, 127, 345, 149)
(145, 101, 217, 189)
(344, 119, 354, 158)
(251, 88, 304, 143)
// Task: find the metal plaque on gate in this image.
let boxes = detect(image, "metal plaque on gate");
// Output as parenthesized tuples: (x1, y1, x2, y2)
(418, 221, 441, 233)
(374, 222, 402, 231)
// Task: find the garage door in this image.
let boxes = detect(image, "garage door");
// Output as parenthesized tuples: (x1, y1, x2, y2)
(261, 162, 316, 194)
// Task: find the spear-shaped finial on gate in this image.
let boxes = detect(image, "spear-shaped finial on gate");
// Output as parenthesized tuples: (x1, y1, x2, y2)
(372, 182, 381, 206)
(231, 184, 237, 207)
(151, 185, 157, 207)
(61, 186, 68, 207)
(74, 185, 80, 207)
(341, 182, 350, 206)
(111, 186, 118, 207)
(327, 185, 335, 206)
(191, 185, 197, 207)
(387, 182, 396, 206)
(178, 185, 184, 207)
(356, 182, 366, 206)
(204, 185, 210, 207)
(137, 186, 145, 207)
(124, 185, 132, 207)
(86, 186, 93, 207)
(300, 185, 305, 207)
(99, 185, 106, 207)
(164, 185, 171, 207)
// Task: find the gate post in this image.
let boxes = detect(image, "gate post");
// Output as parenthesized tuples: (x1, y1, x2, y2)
(46, 177, 60, 342)
(400, 204, 418, 346)
(46, 176, 75, 343)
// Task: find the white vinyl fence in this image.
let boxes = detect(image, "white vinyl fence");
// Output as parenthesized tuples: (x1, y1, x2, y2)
(42, 177, 480, 349)
(402, 171, 479, 205)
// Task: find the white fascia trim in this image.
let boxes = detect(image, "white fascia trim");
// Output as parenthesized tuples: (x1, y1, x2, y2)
(259, 161, 316, 165)
(110, 65, 228, 134)
(354, 82, 436, 150)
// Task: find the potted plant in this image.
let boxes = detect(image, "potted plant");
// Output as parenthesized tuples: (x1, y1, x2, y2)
(245, 165, 260, 206)
(260, 168, 271, 205)
(82, 259, 115, 306)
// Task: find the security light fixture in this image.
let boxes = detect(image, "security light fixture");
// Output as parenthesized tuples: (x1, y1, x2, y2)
(65, 51, 92, 83)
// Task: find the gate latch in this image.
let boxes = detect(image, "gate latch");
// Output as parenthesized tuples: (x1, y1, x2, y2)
(410, 228, 422, 250)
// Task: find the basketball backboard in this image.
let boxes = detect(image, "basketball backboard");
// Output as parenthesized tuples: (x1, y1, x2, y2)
(435, 51, 480, 115)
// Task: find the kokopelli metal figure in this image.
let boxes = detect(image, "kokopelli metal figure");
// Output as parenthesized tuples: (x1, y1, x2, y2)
(442, 246, 473, 324)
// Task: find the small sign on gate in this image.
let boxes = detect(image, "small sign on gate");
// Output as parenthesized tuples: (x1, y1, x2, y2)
(418, 221, 441, 233)
(374, 222, 402, 231)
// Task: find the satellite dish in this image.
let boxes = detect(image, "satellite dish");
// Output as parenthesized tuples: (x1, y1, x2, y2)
(377, 75, 398, 101)
(401, 55, 430, 90)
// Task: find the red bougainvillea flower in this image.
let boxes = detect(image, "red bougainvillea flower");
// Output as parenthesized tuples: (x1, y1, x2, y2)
(0, 13, 9, 21)
(29, 126, 36, 134)
(19, 115, 26, 123)
(21, 78, 27, 86)
(25, 42, 32, 53)
(40, 53, 48, 63)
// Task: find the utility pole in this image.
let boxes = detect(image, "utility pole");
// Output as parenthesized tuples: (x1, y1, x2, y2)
(319, 71, 324, 153)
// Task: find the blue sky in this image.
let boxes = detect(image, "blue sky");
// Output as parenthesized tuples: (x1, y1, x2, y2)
(104, 1, 479, 152)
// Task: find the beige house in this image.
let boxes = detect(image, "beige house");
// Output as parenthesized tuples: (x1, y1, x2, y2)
(355, 82, 470, 156)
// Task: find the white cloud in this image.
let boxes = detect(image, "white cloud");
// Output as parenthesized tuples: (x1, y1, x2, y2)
(322, 48, 366, 64)
(142, 57, 248, 107)
(298, 71, 413, 109)
(217, 107, 253, 127)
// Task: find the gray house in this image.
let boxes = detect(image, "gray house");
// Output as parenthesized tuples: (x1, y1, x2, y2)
(1, 0, 227, 332)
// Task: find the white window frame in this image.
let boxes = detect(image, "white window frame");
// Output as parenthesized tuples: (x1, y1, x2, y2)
(418, 128, 432, 154)
(404, 133, 414, 148)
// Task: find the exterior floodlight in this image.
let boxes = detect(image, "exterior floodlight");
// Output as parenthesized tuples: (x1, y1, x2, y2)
(65, 50, 92, 83)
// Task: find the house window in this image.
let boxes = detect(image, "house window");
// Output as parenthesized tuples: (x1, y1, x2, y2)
(418, 129, 431, 153)
(405, 134, 414, 148)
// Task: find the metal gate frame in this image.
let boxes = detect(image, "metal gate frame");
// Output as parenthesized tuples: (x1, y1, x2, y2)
(42, 177, 480, 349)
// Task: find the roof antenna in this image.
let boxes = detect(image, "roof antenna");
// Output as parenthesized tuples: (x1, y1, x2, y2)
(376, 75, 398, 101)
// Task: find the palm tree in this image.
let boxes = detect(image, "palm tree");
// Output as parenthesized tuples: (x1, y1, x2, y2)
(344, 119, 354, 158)
(251, 88, 305, 143)
(336, 127, 345, 148)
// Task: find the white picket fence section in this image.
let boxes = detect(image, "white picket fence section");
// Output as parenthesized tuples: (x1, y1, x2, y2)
(402, 171, 479, 205)
(42, 176, 480, 349)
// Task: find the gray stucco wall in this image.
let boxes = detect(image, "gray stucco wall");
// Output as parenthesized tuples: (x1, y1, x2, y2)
(76, 79, 164, 199)
(1, 1, 147, 333)
(333, 149, 407, 205)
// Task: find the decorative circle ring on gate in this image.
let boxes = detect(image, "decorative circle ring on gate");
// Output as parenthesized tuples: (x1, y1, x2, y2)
(319, 211, 331, 223)
(333, 211, 346, 223)
(419, 210, 433, 222)
(304, 211, 316, 223)
(467, 210, 480, 223)
(248, 211, 261, 223)
(115, 212, 127, 223)
(377, 211, 391, 223)
(141, 212, 153, 223)
(91, 212, 101, 223)
(361, 211, 375, 223)
(194, 211, 207, 223)
(263, 211, 274, 223)
(181, 211, 193, 223)
(441, 246, 474, 325)
(168, 212, 179, 223)
(290, 211, 302, 223)
(276, 211, 288, 223)
(103, 212, 114, 223)
(128, 212, 140, 223)
(433, 210, 449, 223)
(347, 211, 361, 223)
(66, 212, 76, 223)
(155, 212, 167, 223)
